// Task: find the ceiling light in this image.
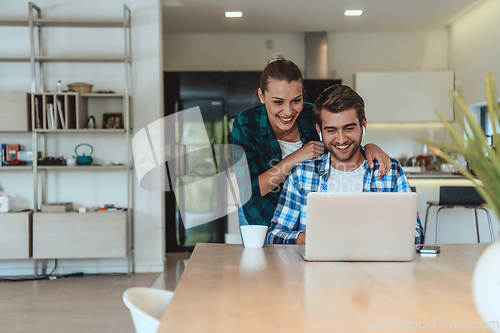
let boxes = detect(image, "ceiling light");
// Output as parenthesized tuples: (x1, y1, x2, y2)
(344, 9, 363, 16)
(225, 11, 242, 18)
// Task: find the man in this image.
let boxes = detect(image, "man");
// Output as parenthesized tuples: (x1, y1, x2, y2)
(266, 84, 423, 244)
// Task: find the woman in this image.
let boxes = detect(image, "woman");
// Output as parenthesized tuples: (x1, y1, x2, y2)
(232, 56, 390, 227)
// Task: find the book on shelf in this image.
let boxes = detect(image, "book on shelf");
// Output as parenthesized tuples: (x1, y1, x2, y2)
(41, 202, 73, 213)
(43, 102, 47, 129)
(0, 144, 4, 166)
(56, 100, 66, 129)
(6, 144, 19, 164)
(47, 103, 55, 129)
(34, 97, 41, 129)
(0, 144, 22, 166)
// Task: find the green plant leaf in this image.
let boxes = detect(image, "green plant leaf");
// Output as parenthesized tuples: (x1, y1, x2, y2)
(485, 74, 499, 136)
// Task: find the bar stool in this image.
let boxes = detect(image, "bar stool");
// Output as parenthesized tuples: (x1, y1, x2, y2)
(423, 186, 495, 243)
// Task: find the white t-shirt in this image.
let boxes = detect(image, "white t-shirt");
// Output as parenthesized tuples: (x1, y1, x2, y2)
(277, 139, 303, 159)
(327, 163, 365, 193)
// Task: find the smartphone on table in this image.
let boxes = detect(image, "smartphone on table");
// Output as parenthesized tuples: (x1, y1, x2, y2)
(416, 245, 440, 254)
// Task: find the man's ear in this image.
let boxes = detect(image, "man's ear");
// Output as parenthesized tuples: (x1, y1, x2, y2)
(257, 88, 265, 104)
(362, 117, 367, 131)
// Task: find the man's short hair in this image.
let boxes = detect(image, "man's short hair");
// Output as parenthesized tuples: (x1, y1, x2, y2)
(314, 84, 365, 126)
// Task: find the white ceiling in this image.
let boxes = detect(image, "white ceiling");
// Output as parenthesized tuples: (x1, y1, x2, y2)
(162, 0, 479, 33)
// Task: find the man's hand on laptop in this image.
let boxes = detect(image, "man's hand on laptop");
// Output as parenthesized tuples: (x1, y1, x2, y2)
(297, 232, 306, 245)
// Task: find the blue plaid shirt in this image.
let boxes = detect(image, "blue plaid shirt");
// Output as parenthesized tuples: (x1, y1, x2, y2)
(266, 151, 423, 244)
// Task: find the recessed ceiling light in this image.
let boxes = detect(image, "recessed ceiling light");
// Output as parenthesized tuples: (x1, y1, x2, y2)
(344, 9, 363, 16)
(225, 11, 243, 18)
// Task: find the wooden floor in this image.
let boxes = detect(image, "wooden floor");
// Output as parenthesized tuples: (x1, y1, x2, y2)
(152, 252, 191, 291)
(0, 273, 159, 332)
(0, 253, 192, 332)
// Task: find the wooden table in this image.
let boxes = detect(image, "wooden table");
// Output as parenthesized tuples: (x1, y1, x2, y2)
(159, 243, 489, 332)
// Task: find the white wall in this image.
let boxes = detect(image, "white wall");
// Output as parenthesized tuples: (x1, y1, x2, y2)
(0, 0, 164, 275)
(163, 29, 449, 78)
(327, 29, 449, 88)
(449, 0, 500, 104)
(163, 29, 450, 159)
(164, 33, 305, 71)
(330, 29, 451, 158)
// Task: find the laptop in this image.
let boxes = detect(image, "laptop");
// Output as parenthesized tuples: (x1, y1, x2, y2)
(299, 192, 418, 261)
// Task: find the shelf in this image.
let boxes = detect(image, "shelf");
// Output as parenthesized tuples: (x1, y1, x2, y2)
(0, 130, 31, 133)
(0, 210, 32, 214)
(34, 56, 129, 63)
(0, 19, 28, 27)
(0, 19, 128, 28)
(33, 18, 127, 28)
(34, 129, 126, 133)
(0, 57, 29, 62)
(0, 166, 33, 171)
(1, 165, 129, 170)
(0, 57, 128, 63)
(80, 93, 124, 98)
(37, 165, 128, 170)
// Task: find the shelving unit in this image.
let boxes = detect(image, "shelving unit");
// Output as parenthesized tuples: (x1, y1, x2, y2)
(0, 2, 134, 277)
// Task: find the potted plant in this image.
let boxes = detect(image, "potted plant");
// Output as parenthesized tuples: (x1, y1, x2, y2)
(418, 73, 500, 332)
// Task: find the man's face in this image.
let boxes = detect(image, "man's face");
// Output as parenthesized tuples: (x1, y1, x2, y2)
(317, 108, 366, 165)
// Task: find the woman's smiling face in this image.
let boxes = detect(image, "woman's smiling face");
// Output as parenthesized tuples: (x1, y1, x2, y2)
(258, 78, 304, 135)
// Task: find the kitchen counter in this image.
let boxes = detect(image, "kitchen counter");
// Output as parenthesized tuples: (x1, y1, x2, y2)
(406, 172, 465, 179)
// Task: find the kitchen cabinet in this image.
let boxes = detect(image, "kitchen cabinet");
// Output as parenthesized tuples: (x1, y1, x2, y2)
(0, 212, 31, 259)
(355, 71, 454, 122)
(33, 212, 127, 259)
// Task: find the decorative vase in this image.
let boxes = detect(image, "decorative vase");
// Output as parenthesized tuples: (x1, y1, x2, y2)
(472, 242, 500, 333)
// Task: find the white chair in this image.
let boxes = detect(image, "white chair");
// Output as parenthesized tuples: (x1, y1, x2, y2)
(122, 287, 174, 333)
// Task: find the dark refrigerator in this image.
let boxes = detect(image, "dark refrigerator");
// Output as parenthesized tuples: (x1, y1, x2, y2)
(164, 71, 260, 251)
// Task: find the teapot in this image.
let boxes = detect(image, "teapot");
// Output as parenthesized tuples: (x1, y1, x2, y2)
(74, 143, 94, 166)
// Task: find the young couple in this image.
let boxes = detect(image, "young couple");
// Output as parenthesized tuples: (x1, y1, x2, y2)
(232, 56, 423, 245)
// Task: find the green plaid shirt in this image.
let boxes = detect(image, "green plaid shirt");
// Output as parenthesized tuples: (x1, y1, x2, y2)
(231, 102, 319, 226)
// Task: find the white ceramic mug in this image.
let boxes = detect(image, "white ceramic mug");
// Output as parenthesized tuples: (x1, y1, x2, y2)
(66, 158, 76, 166)
(240, 225, 268, 248)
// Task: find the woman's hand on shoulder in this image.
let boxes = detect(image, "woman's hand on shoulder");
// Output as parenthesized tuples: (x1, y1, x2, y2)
(364, 143, 391, 179)
(289, 141, 325, 164)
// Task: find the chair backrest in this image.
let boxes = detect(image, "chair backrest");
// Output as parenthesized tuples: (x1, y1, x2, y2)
(122, 287, 174, 333)
(439, 186, 484, 206)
